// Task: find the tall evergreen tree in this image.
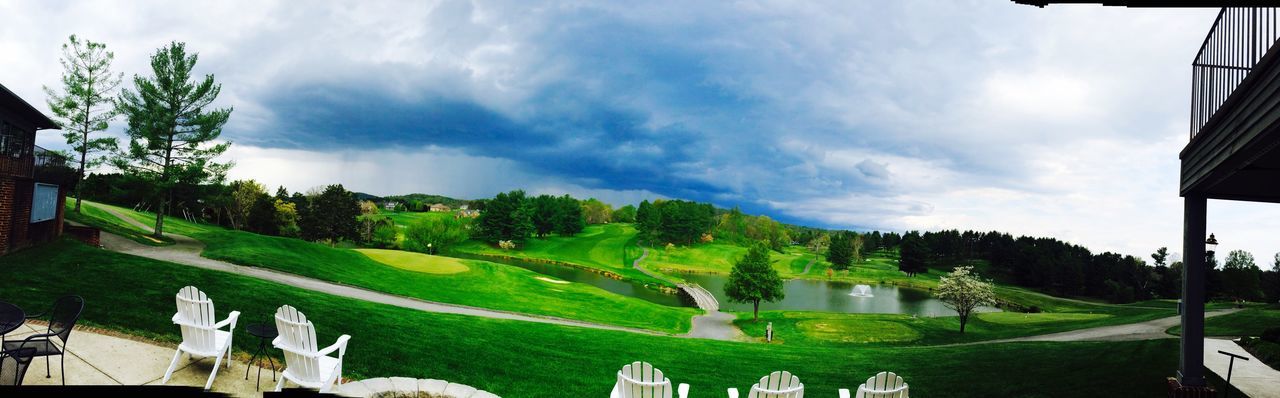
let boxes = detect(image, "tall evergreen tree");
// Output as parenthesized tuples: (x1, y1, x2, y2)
(115, 41, 232, 238)
(44, 35, 122, 213)
(475, 190, 533, 244)
(300, 184, 360, 245)
(530, 194, 559, 238)
(725, 243, 785, 321)
(826, 231, 853, 270)
(899, 232, 929, 276)
(555, 194, 585, 236)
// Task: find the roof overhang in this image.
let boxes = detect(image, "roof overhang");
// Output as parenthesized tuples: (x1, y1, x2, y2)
(0, 83, 58, 131)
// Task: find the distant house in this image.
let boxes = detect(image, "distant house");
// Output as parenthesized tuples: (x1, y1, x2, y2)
(429, 203, 451, 212)
(0, 83, 75, 254)
(459, 204, 469, 211)
(382, 201, 397, 211)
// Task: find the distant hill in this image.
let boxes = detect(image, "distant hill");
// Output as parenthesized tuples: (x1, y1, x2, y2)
(380, 193, 472, 207)
(353, 192, 383, 202)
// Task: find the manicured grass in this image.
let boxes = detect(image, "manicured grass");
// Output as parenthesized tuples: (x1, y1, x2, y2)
(1168, 305, 1280, 337)
(0, 239, 1193, 397)
(735, 304, 1173, 347)
(356, 249, 470, 274)
(65, 200, 173, 246)
(76, 201, 696, 333)
(452, 223, 669, 286)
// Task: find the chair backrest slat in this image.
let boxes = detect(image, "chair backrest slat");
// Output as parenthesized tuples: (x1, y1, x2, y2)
(616, 361, 672, 398)
(275, 305, 323, 382)
(859, 372, 907, 398)
(748, 371, 803, 398)
(175, 286, 219, 352)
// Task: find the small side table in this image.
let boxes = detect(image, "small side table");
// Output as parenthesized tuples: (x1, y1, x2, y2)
(245, 323, 279, 390)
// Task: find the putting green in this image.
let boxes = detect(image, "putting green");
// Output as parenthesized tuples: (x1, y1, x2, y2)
(355, 249, 470, 274)
(796, 319, 921, 344)
(977, 312, 1111, 325)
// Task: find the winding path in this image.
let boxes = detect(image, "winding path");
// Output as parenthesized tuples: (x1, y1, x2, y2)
(84, 204, 1231, 346)
(88, 205, 670, 337)
(631, 245, 743, 341)
(800, 257, 816, 275)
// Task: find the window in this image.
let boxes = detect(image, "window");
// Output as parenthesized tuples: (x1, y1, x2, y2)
(0, 121, 29, 159)
(30, 183, 58, 223)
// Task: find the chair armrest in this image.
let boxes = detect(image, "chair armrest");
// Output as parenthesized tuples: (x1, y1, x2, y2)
(212, 311, 240, 330)
(839, 388, 851, 398)
(171, 313, 181, 324)
(727, 387, 739, 398)
(18, 332, 56, 344)
(677, 383, 689, 398)
(313, 334, 351, 359)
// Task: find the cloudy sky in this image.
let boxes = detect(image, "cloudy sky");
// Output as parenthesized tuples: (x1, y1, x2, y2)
(2, 1, 1276, 263)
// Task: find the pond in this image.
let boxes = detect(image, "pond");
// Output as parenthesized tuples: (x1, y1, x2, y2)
(452, 252, 1000, 317)
(449, 252, 690, 307)
(681, 273, 1001, 317)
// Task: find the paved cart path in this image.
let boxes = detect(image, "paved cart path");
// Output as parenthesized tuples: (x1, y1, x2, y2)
(87, 206, 683, 337)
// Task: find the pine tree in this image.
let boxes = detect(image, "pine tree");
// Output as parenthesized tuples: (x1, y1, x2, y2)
(44, 35, 122, 213)
(115, 41, 232, 238)
(826, 231, 852, 270)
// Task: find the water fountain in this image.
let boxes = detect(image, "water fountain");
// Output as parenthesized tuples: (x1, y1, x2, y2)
(848, 284, 874, 298)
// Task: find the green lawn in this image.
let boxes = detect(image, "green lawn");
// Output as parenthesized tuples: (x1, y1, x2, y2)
(734, 303, 1172, 347)
(64, 200, 173, 246)
(0, 239, 1194, 397)
(452, 223, 670, 286)
(76, 201, 696, 333)
(1168, 304, 1280, 337)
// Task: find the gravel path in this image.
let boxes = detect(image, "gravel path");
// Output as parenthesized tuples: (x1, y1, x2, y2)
(90, 206, 670, 336)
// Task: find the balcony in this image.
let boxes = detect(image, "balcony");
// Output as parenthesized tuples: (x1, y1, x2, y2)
(1181, 7, 1280, 202)
(32, 145, 78, 186)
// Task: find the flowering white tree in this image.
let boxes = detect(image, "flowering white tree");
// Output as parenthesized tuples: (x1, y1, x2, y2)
(935, 266, 996, 333)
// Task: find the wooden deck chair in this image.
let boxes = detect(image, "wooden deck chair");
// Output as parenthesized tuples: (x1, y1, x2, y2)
(272, 305, 350, 393)
(728, 371, 804, 398)
(609, 361, 689, 398)
(162, 286, 240, 390)
(839, 372, 908, 398)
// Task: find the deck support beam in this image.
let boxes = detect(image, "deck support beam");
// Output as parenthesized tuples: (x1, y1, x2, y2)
(1178, 195, 1207, 387)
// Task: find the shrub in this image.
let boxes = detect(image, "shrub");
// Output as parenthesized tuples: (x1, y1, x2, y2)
(498, 240, 516, 250)
(1262, 326, 1280, 343)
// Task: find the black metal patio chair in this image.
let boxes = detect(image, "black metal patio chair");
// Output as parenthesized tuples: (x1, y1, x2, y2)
(0, 346, 37, 386)
(0, 295, 84, 385)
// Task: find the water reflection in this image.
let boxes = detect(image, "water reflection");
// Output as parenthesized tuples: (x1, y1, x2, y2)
(681, 274, 1000, 317)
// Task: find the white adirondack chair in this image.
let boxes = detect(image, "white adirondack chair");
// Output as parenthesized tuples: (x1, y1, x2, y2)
(838, 372, 908, 398)
(162, 286, 240, 390)
(728, 371, 804, 398)
(272, 305, 351, 393)
(609, 361, 690, 398)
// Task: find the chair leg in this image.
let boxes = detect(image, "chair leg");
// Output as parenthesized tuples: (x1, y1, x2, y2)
(60, 355, 65, 385)
(206, 352, 224, 391)
(162, 349, 183, 384)
(45, 355, 50, 378)
(275, 375, 286, 392)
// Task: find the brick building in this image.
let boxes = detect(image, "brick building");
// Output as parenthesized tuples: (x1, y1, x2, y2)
(0, 83, 74, 254)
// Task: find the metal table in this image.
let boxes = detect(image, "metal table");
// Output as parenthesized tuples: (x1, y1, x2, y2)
(245, 323, 279, 390)
(0, 301, 24, 339)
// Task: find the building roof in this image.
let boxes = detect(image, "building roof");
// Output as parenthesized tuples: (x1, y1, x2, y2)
(0, 83, 58, 130)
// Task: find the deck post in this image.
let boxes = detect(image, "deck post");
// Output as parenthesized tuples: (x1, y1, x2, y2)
(1178, 195, 1207, 387)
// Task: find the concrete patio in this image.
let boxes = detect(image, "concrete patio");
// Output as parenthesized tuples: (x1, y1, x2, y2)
(6, 321, 287, 396)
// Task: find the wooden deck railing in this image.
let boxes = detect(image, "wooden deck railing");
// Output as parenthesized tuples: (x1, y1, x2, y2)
(1191, 8, 1280, 140)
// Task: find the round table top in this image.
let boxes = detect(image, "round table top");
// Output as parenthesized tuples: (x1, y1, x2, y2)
(246, 323, 278, 339)
(0, 301, 25, 336)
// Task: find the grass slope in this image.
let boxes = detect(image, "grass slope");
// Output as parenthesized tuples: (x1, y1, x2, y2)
(64, 200, 173, 246)
(78, 201, 696, 333)
(1167, 304, 1280, 337)
(0, 239, 1190, 397)
(452, 223, 669, 286)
